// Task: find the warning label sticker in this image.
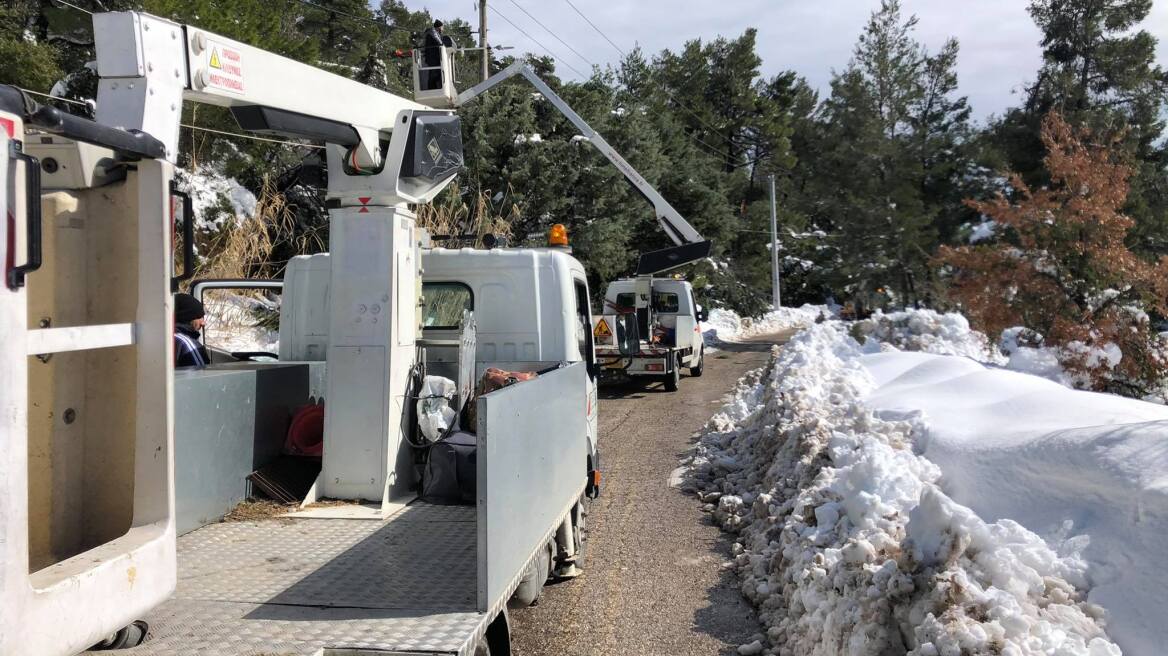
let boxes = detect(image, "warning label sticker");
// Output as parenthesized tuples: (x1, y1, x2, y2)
(593, 318, 612, 339)
(205, 41, 245, 94)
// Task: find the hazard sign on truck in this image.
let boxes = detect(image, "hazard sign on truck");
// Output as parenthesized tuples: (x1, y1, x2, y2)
(203, 40, 245, 94)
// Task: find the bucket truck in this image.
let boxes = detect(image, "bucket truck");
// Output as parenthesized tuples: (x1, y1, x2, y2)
(409, 50, 715, 391)
(1, 10, 604, 655)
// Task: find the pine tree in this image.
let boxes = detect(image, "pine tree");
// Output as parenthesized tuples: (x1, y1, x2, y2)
(805, 0, 970, 308)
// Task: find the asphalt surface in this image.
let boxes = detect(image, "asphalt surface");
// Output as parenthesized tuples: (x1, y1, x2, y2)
(510, 333, 793, 656)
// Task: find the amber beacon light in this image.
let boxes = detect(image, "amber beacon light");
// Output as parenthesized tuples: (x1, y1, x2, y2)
(548, 223, 569, 247)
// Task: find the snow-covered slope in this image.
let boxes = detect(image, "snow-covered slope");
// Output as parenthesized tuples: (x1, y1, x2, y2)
(685, 312, 1165, 655)
(863, 351, 1168, 656)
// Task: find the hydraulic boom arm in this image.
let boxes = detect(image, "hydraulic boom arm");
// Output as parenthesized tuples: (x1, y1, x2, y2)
(456, 62, 710, 260)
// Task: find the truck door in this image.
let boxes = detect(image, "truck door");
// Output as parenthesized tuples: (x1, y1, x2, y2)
(572, 278, 598, 454)
(688, 285, 704, 353)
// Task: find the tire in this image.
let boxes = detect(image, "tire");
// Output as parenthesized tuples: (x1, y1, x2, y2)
(90, 621, 148, 650)
(690, 347, 705, 377)
(573, 495, 591, 568)
(484, 609, 512, 655)
(508, 542, 551, 608)
(473, 637, 492, 656)
(664, 357, 680, 391)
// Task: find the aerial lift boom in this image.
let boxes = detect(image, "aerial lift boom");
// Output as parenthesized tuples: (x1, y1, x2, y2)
(414, 55, 711, 274)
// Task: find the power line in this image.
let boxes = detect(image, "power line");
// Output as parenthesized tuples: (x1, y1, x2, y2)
(488, 4, 588, 79)
(557, 1, 739, 167)
(504, 0, 595, 69)
(563, 0, 624, 57)
(182, 124, 323, 149)
(49, 0, 92, 15)
(287, 0, 414, 35)
(15, 87, 89, 108)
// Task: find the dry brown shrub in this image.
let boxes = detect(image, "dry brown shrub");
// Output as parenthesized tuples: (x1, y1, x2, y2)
(936, 113, 1168, 396)
(416, 183, 516, 248)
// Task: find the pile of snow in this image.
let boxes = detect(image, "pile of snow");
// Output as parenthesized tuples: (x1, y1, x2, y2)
(684, 316, 1155, 655)
(998, 326, 1074, 386)
(703, 305, 831, 347)
(853, 309, 1005, 364)
(177, 167, 257, 230)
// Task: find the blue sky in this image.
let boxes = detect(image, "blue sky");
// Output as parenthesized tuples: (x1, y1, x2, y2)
(408, 0, 1168, 122)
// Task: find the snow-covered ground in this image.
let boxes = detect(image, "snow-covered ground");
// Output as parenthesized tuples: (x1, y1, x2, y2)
(202, 293, 279, 354)
(704, 305, 833, 347)
(687, 310, 1166, 655)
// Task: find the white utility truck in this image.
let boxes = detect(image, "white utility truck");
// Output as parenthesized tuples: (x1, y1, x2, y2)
(408, 54, 717, 395)
(593, 277, 707, 391)
(0, 10, 604, 656)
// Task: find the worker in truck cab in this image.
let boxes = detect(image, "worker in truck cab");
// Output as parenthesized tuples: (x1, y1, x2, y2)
(174, 293, 210, 368)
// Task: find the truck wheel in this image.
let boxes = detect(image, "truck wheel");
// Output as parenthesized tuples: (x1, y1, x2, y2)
(573, 495, 590, 567)
(690, 348, 705, 377)
(483, 609, 512, 655)
(90, 621, 148, 650)
(664, 358, 680, 392)
(508, 542, 552, 608)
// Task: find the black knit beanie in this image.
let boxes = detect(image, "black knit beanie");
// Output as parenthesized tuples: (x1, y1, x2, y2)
(175, 293, 205, 324)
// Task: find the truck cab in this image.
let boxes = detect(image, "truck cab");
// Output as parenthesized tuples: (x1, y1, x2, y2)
(268, 245, 601, 472)
(594, 277, 707, 391)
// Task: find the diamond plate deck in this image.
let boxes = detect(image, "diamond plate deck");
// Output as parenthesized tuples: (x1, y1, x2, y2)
(108, 502, 486, 656)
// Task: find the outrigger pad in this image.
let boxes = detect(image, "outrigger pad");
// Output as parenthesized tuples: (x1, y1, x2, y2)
(635, 240, 713, 276)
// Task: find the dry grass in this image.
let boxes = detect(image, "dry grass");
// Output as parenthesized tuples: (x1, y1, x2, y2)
(302, 498, 362, 509)
(194, 175, 321, 281)
(223, 498, 296, 521)
(416, 183, 516, 248)
(189, 176, 319, 342)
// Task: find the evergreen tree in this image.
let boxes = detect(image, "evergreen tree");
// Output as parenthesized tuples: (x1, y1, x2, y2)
(805, 0, 970, 307)
(990, 0, 1168, 253)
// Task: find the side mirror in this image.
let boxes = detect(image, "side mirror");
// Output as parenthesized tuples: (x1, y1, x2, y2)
(696, 307, 708, 322)
(587, 358, 601, 380)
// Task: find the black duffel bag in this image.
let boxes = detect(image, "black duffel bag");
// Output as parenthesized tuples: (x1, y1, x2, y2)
(421, 431, 477, 505)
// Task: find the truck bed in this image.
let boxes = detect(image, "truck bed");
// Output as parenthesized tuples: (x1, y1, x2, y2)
(107, 502, 488, 656)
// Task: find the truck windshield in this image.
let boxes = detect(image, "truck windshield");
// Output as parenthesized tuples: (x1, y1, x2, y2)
(421, 282, 473, 328)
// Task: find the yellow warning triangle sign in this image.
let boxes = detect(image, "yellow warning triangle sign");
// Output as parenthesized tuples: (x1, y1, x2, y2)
(593, 318, 612, 338)
(209, 49, 222, 69)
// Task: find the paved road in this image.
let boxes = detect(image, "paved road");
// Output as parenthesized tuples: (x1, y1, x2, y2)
(510, 334, 791, 656)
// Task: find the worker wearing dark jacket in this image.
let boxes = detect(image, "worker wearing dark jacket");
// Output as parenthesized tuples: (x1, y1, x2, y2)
(174, 293, 210, 368)
(422, 20, 445, 90)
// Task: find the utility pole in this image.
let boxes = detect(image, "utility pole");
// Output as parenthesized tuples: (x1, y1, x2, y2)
(769, 174, 781, 309)
(479, 0, 489, 82)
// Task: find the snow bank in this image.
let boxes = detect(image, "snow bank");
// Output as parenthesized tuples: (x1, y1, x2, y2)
(687, 319, 1130, 656)
(864, 351, 1168, 656)
(704, 305, 831, 347)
